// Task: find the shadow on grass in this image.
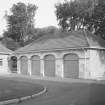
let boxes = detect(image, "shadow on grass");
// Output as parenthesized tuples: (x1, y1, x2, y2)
(0, 79, 44, 101)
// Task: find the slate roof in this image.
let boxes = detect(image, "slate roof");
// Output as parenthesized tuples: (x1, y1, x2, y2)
(0, 42, 13, 54)
(15, 30, 105, 54)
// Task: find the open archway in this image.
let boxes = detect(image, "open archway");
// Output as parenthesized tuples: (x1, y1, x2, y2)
(63, 53, 79, 78)
(8, 56, 17, 73)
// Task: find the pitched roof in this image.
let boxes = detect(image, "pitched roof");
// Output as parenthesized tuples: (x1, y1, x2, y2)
(0, 42, 13, 54)
(84, 31, 105, 48)
(1, 37, 20, 51)
(15, 30, 105, 54)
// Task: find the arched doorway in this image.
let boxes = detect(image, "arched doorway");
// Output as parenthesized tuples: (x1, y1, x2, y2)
(8, 56, 17, 73)
(20, 56, 28, 75)
(63, 53, 79, 78)
(31, 55, 40, 76)
(44, 54, 56, 77)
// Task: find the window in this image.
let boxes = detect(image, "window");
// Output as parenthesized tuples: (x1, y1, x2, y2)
(0, 59, 3, 66)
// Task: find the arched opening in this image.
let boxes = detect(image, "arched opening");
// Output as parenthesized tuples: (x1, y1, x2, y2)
(20, 56, 28, 75)
(44, 54, 56, 77)
(8, 56, 17, 73)
(63, 53, 79, 78)
(31, 55, 40, 76)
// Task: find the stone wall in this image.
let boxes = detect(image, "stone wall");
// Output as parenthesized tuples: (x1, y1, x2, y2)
(16, 49, 87, 79)
(12, 48, 105, 80)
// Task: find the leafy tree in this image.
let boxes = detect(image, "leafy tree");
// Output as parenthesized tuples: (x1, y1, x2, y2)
(55, 0, 105, 39)
(3, 2, 37, 45)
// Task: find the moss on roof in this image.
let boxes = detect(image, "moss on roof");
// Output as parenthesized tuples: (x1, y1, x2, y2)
(0, 42, 13, 54)
(15, 30, 105, 54)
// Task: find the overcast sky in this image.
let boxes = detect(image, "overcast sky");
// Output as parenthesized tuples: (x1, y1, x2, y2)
(0, 0, 66, 35)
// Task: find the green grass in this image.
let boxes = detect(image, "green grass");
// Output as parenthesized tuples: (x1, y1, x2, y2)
(1, 77, 105, 105)
(0, 78, 44, 101)
(9, 77, 105, 105)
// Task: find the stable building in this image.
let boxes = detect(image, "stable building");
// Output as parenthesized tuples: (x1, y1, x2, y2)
(0, 42, 13, 74)
(14, 30, 105, 80)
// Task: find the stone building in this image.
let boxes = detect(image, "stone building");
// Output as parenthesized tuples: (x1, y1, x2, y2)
(13, 30, 105, 80)
(0, 42, 13, 74)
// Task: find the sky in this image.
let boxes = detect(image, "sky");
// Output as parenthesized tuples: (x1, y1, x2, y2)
(0, 0, 66, 35)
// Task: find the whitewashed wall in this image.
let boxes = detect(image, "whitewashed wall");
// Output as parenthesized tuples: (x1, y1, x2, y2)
(87, 49, 105, 80)
(0, 54, 10, 74)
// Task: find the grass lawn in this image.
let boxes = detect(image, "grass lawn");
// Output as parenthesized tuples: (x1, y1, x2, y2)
(6, 76, 105, 105)
(0, 78, 44, 101)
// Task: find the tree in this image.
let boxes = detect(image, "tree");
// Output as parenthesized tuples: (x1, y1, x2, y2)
(3, 2, 37, 45)
(55, 0, 105, 39)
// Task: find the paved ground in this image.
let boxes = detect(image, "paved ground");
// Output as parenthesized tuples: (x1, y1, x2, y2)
(1, 74, 104, 105)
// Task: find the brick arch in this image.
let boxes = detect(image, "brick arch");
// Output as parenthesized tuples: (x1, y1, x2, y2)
(31, 55, 40, 76)
(44, 54, 56, 77)
(20, 56, 28, 75)
(63, 53, 79, 78)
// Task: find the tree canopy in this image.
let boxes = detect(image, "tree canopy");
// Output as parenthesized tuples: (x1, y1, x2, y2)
(3, 2, 37, 45)
(55, 0, 105, 39)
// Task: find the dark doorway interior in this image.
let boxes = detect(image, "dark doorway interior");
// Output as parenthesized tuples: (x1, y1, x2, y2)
(10, 56, 17, 73)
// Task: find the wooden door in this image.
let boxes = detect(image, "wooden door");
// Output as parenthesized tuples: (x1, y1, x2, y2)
(31, 55, 40, 76)
(20, 56, 28, 75)
(44, 55, 55, 77)
(64, 54, 79, 78)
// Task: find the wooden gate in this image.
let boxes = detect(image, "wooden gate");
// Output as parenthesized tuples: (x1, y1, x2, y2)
(63, 53, 79, 78)
(20, 56, 28, 75)
(31, 55, 40, 76)
(44, 55, 55, 77)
